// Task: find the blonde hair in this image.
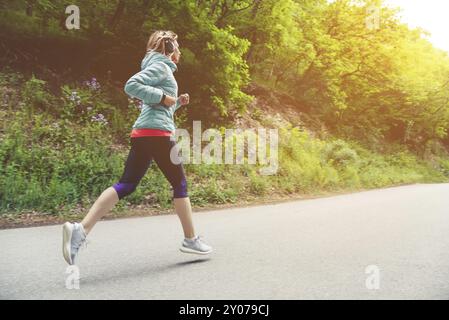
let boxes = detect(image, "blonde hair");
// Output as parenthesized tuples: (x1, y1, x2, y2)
(146, 30, 178, 56)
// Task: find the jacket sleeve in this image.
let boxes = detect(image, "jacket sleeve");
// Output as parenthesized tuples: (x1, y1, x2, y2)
(174, 99, 182, 112)
(124, 62, 168, 105)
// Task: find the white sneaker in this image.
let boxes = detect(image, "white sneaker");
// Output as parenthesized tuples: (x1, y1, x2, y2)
(62, 222, 87, 265)
(179, 235, 213, 255)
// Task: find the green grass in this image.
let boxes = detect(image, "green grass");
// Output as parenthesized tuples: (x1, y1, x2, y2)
(1, 72, 448, 216)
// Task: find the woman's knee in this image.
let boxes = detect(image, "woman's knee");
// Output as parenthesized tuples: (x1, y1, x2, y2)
(112, 182, 137, 200)
(172, 177, 188, 199)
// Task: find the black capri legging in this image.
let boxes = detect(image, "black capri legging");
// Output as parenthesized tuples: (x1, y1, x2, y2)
(112, 136, 188, 200)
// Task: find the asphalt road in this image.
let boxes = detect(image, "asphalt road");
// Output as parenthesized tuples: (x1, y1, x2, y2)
(1, 183, 449, 300)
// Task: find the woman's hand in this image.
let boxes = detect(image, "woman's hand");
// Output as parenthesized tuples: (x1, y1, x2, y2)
(178, 93, 190, 106)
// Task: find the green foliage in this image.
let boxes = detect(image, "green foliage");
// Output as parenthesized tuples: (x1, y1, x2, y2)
(2, 0, 449, 151)
(204, 25, 253, 117)
(0, 111, 123, 213)
(21, 76, 54, 115)
(1, 0, 449, 217)
(322, 139, 359, 168)
(1, 0, 256, 126)
(0, 76, 447, 215)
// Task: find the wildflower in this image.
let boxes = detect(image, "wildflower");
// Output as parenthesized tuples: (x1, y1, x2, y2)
(84, 77, 101, 91)
(69, 91, 81, 105)
(91, 113, 108, 125)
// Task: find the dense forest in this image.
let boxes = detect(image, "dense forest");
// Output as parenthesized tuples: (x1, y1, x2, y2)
(1, 0, 449, 218)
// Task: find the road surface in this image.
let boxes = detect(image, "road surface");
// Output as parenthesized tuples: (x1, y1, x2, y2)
(1, 183, 449, 299)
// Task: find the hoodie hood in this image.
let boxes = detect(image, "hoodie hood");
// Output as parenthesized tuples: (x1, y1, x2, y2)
(141, 51, 178, 73)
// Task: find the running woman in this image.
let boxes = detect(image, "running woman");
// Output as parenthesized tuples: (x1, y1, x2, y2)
(62, 30, 213, 265)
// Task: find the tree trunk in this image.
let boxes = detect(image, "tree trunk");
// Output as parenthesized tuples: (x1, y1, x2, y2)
(245, 0, 262, 62)
(26, 0, 34, 16)
(209, 0, 220, 17)
(109, 0, 126, 31)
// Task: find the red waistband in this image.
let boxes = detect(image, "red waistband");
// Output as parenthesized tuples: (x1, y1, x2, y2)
(130, 128, 173, 137)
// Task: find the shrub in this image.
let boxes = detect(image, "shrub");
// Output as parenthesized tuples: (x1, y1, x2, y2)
(322, 139, 359, 167)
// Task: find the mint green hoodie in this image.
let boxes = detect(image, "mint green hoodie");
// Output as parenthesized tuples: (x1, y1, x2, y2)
(124, 51, 182, 132)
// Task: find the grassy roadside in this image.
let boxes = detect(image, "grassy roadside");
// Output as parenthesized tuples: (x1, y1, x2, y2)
(1, 72, 449, 229)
